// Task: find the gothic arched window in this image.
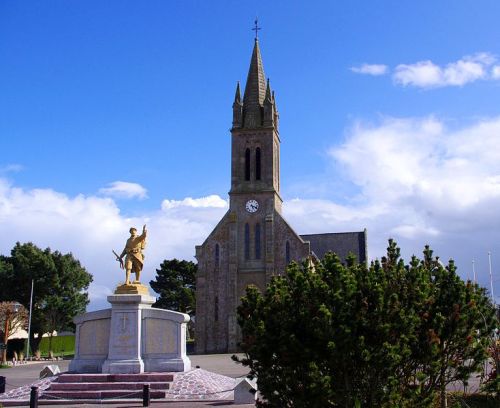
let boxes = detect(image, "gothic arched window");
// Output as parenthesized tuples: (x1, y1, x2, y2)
(286, 241, 291, 265)
(215, 244, 220, 265)
(255, 147, 261, 180)
(255, 223, 261, 259)
(214, 296, 219, 321)
(244, 223, 250, 260)
(245, 148, 251, 181)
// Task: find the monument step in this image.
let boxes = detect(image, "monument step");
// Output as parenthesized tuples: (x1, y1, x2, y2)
(50, 381, 170, 391)
(59, 373, 174, 383)
(40, 390, 166, 400)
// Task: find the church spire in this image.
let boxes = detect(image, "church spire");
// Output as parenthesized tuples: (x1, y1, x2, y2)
(234, 81, 241, 104)
(242, 38, 267, 114)
(232, 81, 243, 128)
(241, 39, 269, 128)
(265, 78, 272, 102)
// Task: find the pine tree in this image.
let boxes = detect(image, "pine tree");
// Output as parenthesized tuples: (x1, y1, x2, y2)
(234, 240, 497, 407)
(149, 259, 197, 314)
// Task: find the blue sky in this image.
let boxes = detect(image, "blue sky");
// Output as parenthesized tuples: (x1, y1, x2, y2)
(2, 1, 500, 309)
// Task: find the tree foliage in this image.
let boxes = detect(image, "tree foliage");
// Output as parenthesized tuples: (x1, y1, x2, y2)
(150, 259, 197, 314)
(482, 323, 500, 398)
(0, 242, 93, 353)
(234, 240, 497, 408)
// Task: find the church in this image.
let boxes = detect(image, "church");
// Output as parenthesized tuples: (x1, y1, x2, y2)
(195, 35, 367, 354)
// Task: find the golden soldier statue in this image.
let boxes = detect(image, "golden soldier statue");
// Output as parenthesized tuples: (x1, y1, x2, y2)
(118, 224, 147, 285)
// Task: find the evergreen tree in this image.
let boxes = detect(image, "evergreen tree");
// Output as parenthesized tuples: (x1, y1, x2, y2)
(150, 259, 197, 314)
(0, 242, 92, 353)
(234, 240, 496, 408)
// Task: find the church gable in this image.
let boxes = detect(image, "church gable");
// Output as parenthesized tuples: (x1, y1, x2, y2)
(272, 211, 311, 275)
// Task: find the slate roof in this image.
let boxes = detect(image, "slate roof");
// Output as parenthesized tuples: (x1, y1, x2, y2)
(300, 230, 368, 264)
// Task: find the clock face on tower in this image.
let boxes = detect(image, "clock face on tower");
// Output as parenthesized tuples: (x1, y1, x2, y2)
(245, 199, 259, 213)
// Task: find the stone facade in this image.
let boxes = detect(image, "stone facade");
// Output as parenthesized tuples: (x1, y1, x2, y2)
(195, 38, 367, 354)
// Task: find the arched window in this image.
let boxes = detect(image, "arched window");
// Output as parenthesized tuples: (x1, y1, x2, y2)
(245, 148, 251, 181)
(215, 244, 220, 265)
(255, 223, 261, 259)
(255, 147, 261, 180)
(286, 241, 291, 265)
(214, 296, 219, 321)
(244, 223, 250, 260)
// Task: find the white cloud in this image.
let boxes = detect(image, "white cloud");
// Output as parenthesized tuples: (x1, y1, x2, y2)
(161, 195, 228, 210)
(99, 181, 148, 200)
(329, 115, 500, 224)
(0, 164, 24, 174)
(0, 181, 227, 311)
(350, 64, 388, 76)
(3, 115, 500, 307)
(393, 53, 496, 88)
(492, 65, 500, 79)
(280, 115, 500, 302)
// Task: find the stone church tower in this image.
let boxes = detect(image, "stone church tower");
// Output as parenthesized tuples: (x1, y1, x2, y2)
(195, 37, 367, 354)
(195, 38, 311, 353)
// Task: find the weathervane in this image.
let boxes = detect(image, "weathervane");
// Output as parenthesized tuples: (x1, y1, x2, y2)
(252, 18, 261, 39)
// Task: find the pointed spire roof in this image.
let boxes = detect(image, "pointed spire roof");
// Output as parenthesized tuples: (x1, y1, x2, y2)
(233, 81, 242, 104)
(264, 78, 272, 102)
(243, 39, 267, 108)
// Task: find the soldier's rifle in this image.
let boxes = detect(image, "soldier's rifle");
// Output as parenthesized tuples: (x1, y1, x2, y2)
(112, 250, 124, 269)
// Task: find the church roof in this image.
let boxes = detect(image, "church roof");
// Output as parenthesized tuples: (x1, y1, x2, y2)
(243, 39, 267, 109)
(300, 230, 368, 264)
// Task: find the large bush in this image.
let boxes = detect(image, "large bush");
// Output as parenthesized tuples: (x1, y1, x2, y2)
(234, 240, 497, 407)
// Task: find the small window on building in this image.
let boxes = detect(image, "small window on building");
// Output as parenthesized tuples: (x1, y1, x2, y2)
(286, 241, 291, 265)
(215, 244, 220, 264)
(214, 296, 219, 321)
(255, 147, 261, 180)
(245, 148, 251, 181)
(255, 223, 261, 259)
(244, 223, 250, 260)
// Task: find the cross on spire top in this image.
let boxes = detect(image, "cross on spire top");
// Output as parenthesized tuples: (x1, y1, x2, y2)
(252, 18, 261, 39)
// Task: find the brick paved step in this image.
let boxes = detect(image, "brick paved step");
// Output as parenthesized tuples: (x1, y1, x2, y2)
(50, 381, 170, 391)
(58, 373, 174, 383)
(40, 390, 166, 400)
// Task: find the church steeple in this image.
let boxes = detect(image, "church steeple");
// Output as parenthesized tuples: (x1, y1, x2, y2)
(230, 31, 281, 198)
(243, 39, 267, 109)
(239, 39, 266, 129)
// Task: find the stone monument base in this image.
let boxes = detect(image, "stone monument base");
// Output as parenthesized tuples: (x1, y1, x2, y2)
(70, 287, 191, 374)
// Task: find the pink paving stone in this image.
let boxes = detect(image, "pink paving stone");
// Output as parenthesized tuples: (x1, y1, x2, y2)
(165, 368, 237, 400)
(0, 376, 57, 400)
(1, 368, 241, 403)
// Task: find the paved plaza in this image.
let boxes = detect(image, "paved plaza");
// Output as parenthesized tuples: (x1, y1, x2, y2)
(0, 354, 253, 407)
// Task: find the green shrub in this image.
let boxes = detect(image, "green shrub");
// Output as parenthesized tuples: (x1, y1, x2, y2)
(234, 240, 497, 408)
(37, 335, 75, 357)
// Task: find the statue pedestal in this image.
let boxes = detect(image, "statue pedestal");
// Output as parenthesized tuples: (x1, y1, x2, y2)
(102, 293, 154, 374)
(70, 284, 191, 374)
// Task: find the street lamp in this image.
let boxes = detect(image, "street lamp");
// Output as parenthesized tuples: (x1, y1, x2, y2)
(2, 302, 21, 364)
